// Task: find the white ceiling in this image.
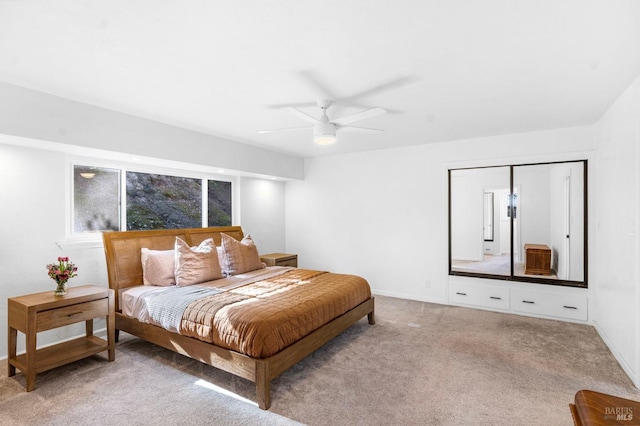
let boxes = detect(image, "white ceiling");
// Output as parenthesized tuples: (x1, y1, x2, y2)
(1, 1, 639, 158)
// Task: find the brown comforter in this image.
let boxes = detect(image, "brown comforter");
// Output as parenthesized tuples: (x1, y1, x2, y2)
(179, 269, 371, 358)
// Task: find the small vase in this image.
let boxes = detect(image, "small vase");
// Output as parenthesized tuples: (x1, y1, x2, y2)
(54, 281, 67, 296)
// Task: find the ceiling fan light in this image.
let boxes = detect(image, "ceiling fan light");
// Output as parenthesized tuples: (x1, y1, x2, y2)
(314, 121, 336, 145)
(314, 134, 336, 145)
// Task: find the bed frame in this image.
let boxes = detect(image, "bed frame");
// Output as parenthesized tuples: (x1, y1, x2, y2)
(102, 226, 375, 409)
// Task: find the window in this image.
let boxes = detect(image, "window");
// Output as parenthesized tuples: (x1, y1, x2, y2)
(208, 179, 232, 226)
(73, 166, 121, 233)
(72, 163, 232, 234)
(126, 172, 202, 230)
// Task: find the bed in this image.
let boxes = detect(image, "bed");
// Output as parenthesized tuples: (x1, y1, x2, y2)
(102, 226, 375, 409)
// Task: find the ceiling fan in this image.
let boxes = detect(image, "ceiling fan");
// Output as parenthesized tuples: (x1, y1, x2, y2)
(259, 100, 387, 145)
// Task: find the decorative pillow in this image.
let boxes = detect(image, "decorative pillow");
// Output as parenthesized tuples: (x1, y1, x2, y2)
(221, 233, 265, 275)
(141, 248, 176, 286)
(217, 246, 228, 276)
(174, 237, 224, 286)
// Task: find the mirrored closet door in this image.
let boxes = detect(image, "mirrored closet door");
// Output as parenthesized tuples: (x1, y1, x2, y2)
(448, 160, 587, 288)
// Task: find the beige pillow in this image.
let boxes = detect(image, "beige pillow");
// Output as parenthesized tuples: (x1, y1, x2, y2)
(141, 248, 176, 286)
(217, 246, 227, 276)
(221, 233, 265, 275)
(174, 237, 224, 286)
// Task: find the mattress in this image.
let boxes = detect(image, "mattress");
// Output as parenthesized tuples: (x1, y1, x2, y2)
(122, 266, 371, 358)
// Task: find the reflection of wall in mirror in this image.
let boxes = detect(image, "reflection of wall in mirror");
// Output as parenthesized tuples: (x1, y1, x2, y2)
(516, 167, 551, 266)
(483, 190, 502, 255)
(498, 188, 513, 255)
(450, 167, 510, 262)
(549, 163, 584, 281)
(483, 192, 494, 242)
(450, 172, 484, 261)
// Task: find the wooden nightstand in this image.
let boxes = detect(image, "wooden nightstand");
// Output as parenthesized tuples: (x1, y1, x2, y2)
(260, 253, 298, 267)
(7, 285, 115, 391)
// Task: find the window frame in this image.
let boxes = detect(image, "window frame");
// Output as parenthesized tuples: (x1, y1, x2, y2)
(66, 156, 236, 241)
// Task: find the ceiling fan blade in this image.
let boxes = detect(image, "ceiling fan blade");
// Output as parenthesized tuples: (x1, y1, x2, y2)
(332, 108, 387, 125)
(267, 101, 317, 110)
(298, 69, 338, 100)
(338, 125, 384, 134)
(258, 126, 313, 134)
(336, 76, 420, 104)
(287, 107, 321, 124)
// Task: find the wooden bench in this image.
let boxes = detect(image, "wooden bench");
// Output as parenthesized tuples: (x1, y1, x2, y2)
(570, 390, 640, 425)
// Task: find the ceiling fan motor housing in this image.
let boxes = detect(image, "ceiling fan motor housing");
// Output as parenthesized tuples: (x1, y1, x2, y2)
(313, 121, 337, 144)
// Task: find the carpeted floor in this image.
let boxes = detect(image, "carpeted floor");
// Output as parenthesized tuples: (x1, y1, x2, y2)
(1, 295, 638, 425)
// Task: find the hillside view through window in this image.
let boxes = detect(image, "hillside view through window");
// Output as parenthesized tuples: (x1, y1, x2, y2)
(73, 165, 232, 233)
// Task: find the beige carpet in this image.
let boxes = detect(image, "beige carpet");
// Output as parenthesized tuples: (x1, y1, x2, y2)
(1, 295, 638, 425)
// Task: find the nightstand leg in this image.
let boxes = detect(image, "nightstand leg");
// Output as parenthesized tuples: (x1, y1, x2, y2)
(7, 326, 16, 377)
(25, 322, 36, 391)
(85, 319, 94, 337)
(107, 295, 115, 361)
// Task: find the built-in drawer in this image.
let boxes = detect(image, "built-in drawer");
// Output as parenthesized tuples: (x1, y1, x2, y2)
(511, 288, 587, 321)
(37, 298, 109, 331)
(449, 283, 510, 311)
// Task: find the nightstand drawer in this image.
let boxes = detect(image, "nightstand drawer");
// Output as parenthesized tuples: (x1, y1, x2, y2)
(277, 258, 298, 267)
(37, 299, 108, 331)
(260, 253, 298, 267)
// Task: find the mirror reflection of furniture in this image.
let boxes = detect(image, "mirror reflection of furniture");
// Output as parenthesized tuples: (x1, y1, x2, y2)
(524, 244, 552, 275)
(449, 160, 587, 288)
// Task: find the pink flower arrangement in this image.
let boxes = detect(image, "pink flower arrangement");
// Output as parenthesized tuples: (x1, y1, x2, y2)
(46, 256, 78, 285)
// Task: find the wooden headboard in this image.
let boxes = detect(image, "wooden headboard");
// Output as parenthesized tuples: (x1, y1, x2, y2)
(102, 226, 244, 310)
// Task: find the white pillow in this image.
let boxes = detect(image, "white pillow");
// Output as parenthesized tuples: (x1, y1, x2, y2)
(174, 237, 224, 286)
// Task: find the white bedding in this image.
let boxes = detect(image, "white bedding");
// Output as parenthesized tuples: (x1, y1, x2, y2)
(122, 266, 293, 326)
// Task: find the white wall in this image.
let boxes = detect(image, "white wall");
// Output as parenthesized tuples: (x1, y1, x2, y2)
(592, 74, 640, 387)
(239, 177, 286, 255)
(285, 126, 594, 303)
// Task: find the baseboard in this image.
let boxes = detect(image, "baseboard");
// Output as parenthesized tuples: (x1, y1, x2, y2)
(371, 289, 446, 305)
(593, 319, 638, 389)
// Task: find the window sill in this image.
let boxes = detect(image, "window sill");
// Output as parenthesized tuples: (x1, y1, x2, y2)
(56, 239, 104, 251)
